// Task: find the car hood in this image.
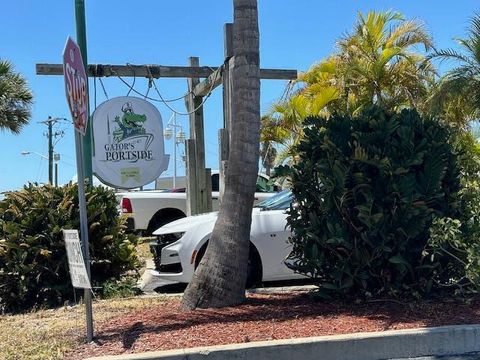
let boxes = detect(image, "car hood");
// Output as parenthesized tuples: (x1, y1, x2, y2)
(152, 211, 219, 235)
(152, 208, 268, 235)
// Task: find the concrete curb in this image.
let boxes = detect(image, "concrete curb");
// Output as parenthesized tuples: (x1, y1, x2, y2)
(247, 284, 317, 294)
(86, 324, 480, 360)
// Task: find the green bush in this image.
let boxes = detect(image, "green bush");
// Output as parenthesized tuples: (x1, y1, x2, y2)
(101, 276, 141, 299)
(426, 131, 480, 292)
(280, 107, 469, 298)
(0, 183, 140, 313)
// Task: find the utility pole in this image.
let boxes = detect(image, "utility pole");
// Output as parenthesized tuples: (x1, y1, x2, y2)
(163, 114, 186, 189)
(40, 116, 65, 185)
(54, 153, 60, 187)
(48, 118, 53, 184)
(55, 163, 58, 186)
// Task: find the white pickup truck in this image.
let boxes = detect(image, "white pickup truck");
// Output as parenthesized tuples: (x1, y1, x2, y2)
(119, 172, 278, 234)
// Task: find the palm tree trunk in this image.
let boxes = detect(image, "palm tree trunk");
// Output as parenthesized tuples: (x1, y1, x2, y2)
(181, 0, 260, 309)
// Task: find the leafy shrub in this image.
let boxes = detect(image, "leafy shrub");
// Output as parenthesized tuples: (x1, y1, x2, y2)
(280, 107, 466, 298)
(101, 276, 141, 299)
(0, 183, 140, 313)
(426, 131, 480, 292)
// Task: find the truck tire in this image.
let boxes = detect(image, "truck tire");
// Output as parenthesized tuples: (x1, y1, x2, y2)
(146, 209, 186, 235)
(194, 241, 262, 289)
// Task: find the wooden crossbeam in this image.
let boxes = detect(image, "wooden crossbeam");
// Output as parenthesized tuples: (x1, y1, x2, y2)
(259, 69, 297, 80)
(36, 63, 216, 79)
(193, 66, 299, 97)
(192, 66, 223, 97)
(36, 63, 297, 81)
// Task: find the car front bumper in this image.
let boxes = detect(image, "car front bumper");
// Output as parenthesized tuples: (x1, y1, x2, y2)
(149, 237, 193, 283)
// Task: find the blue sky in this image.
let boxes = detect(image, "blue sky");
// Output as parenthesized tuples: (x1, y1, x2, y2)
(0, 0, 478, 193)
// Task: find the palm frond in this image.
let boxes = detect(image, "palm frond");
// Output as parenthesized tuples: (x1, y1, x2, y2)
(310, 87, 340, 115)
(446, 64, 480, 80)
(0, 59, 33, 134)
(469, 13, 480, 41)
(429, 48, 479, 69)
(0, 60, 13, 77)
(387, 20, 433, 51)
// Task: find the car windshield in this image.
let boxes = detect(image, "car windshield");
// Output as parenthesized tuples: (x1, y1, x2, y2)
(254, 189, 293, 211)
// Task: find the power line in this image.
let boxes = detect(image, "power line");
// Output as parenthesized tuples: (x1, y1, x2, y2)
(114, 72, 190, 102)
(109, 65, 220, 116)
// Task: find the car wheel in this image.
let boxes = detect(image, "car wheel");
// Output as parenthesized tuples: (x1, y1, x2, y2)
(195, 242, 262, 289)
(151, 243, 162, 271)
(246, 247, 262, 289)
(147, 211, 185, 235)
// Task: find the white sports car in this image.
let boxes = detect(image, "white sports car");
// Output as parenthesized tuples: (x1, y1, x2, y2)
(150, 190, 305, 287)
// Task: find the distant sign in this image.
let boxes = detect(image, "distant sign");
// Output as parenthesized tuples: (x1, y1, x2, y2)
(92, 96, 170, 189)
(63, 230, 91, 289)
(63, 37, 89, 135)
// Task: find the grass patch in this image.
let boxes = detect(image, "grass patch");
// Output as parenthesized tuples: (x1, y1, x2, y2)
(137, 237, 155, 266)
(0, 237, 160, 359)
(0, 296, 170, 360)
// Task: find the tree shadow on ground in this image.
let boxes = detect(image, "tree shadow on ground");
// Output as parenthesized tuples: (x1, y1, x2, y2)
(91, 292, 480, 351)
(122, 322, 144, 349)
(154, 283, 187, 294)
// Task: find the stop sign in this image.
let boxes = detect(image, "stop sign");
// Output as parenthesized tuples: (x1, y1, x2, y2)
(63, 37, 89, 135)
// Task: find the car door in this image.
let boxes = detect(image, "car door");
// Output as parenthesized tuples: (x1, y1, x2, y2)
(251, 209, 302, 281)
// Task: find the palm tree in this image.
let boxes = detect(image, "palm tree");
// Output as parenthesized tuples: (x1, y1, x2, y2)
(261, 97, 310, 163)
(427, 13, 480, 128)
(261, 71, 339, 163)
(181, 0, 260, 309)
(259, 140, 277, 176)
(263, 11, 435, 161)
(335, 10, 434, 113)
(0, 60, 33, 133)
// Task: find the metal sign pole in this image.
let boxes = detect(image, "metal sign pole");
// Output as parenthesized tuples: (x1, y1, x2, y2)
(63, 35, 93, 343)
(74, 0, 93, 181)
(74, 129, 94, 342)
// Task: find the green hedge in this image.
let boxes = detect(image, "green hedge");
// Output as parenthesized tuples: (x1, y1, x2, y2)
(0, 183, 139, 313)
(279, 107, 478, 299)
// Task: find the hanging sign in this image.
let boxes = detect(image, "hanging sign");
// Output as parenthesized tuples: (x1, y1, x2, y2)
(63, 230, 91, 289)
(92, 96, 170, 188)
(62, 37, 89, 135)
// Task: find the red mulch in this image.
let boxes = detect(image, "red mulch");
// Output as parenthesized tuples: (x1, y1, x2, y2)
(65, 292, 480, 359)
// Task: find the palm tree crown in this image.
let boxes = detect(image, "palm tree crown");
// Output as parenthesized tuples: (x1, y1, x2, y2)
(262, 10, 434, 163)
(0, 60, 33, 134)
(333, 10, 434, 113)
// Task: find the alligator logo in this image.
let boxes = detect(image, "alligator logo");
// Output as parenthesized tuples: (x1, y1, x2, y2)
(112, 102, 147, 142)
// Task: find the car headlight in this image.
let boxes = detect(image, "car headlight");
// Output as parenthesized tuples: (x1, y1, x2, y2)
(157, 232, 185, 246)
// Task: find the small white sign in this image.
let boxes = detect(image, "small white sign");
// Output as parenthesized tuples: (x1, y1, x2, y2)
(63, 229, 91, 289)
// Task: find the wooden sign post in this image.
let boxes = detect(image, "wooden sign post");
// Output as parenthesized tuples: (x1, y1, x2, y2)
(38, 24, 297, 216)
